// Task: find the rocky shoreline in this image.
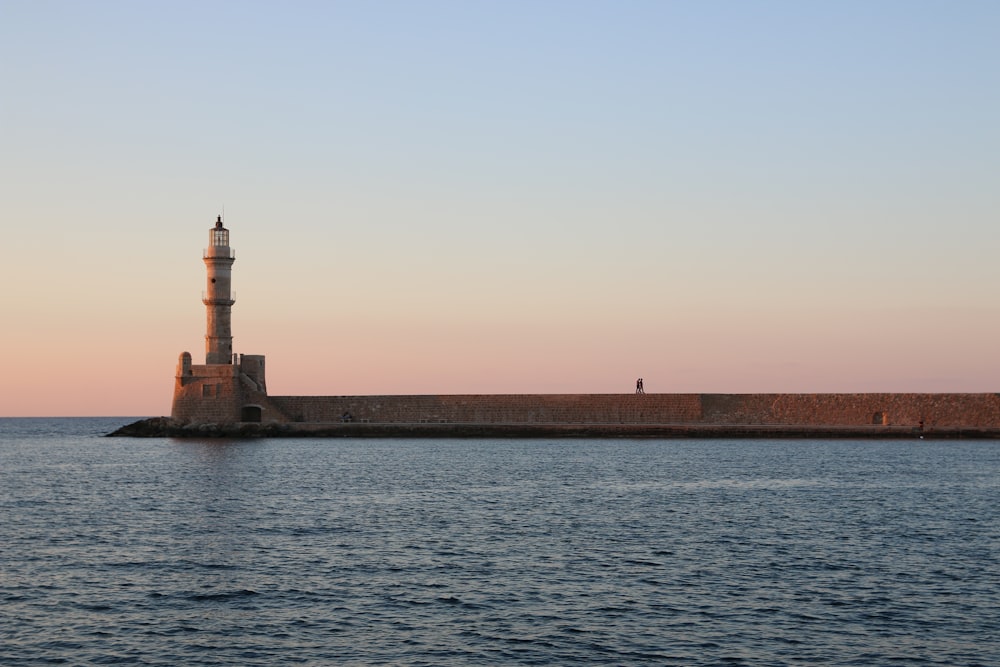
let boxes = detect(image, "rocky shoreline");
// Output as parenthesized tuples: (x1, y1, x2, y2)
(106, 417, 1000, 439)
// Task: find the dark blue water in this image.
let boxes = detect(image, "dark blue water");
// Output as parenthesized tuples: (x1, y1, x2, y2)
(1, 418, 998, 665)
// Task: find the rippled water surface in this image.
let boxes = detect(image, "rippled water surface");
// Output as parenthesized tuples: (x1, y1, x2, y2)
(2, 418, 998, 665)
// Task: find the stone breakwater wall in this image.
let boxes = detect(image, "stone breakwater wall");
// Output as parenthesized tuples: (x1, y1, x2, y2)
(123, 392, 1000, 437)
(252, 393, 1000, 428)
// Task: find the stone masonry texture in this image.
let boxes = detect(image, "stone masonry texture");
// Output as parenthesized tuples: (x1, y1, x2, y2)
(172, 384, 1000, 429)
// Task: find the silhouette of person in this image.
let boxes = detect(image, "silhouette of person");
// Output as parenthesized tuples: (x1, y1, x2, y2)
(636, 378, 644, 394)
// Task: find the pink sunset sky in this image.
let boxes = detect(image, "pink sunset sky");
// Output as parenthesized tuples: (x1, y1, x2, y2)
(3, 2, 1000, 416)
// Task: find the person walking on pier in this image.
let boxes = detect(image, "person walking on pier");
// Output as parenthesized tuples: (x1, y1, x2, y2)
(636, 378, 644, 394)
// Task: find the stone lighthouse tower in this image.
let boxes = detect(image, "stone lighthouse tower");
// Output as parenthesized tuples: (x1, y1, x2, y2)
(204, 215, 235, 364)
(172, 215, 272, 424)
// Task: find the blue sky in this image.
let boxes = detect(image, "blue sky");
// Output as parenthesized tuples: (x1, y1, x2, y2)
(2, 1, 999, 415)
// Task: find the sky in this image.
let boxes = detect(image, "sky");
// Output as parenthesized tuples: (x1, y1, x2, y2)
(2, 1, 1000, 416)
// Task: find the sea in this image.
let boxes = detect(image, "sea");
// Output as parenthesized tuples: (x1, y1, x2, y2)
(1, 418, 998, 666)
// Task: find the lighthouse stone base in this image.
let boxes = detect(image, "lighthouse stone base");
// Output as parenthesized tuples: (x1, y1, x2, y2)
(171, 351, 278, 423)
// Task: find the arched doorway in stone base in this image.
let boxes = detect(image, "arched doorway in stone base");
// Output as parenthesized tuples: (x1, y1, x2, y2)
(241, 405, 263, 422)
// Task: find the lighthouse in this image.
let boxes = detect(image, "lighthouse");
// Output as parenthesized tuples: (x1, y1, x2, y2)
(171, 215, 270, 423)
(203, 215, 235, 364)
